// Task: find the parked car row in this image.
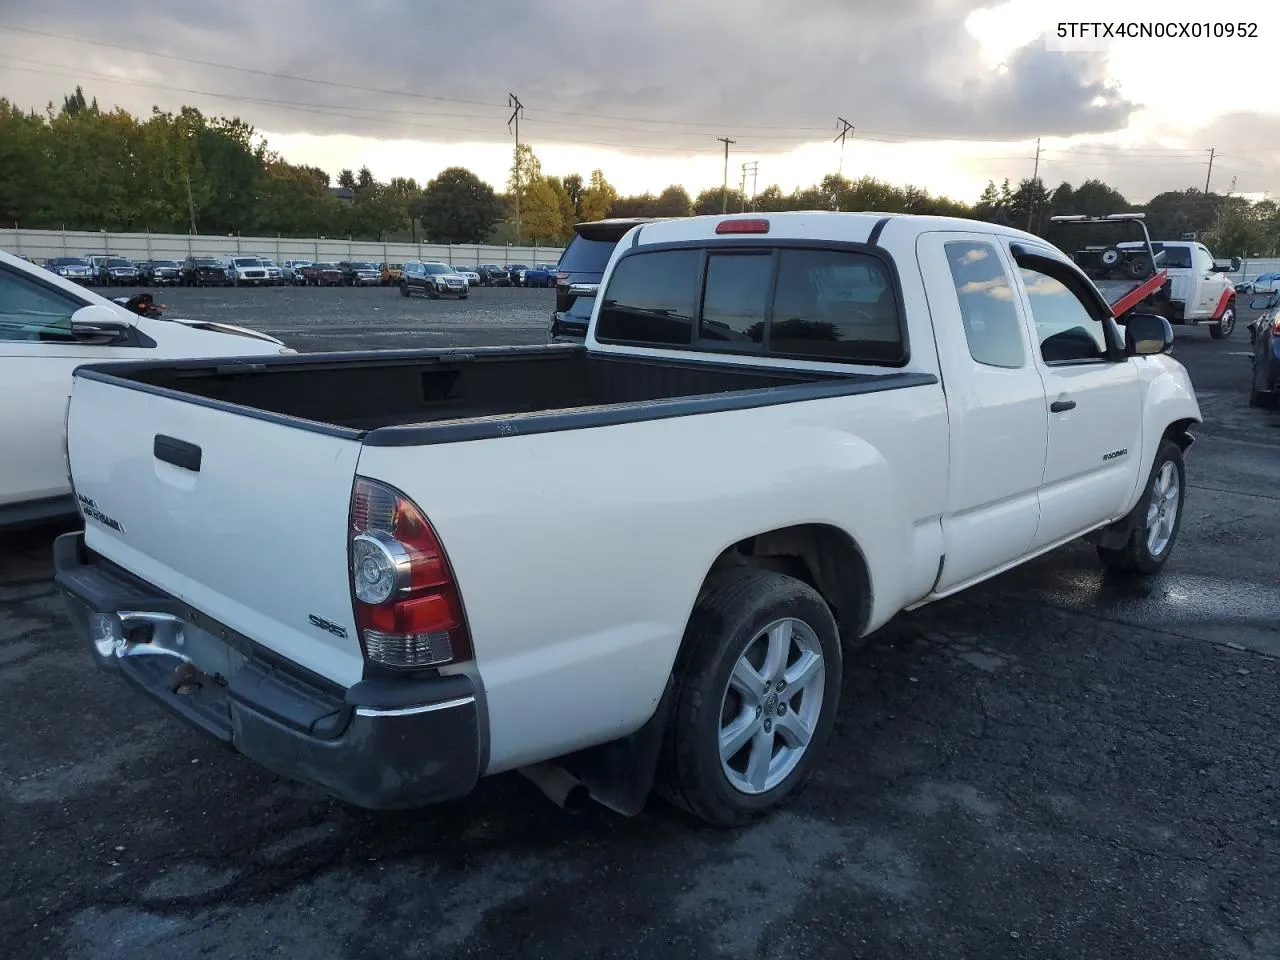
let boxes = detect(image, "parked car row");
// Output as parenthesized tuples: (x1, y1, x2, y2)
(39, 254, 563, 290)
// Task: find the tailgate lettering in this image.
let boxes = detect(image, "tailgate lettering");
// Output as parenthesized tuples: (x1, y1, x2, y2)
(308, 614, 348, 639)
(77, 494, 125, 533)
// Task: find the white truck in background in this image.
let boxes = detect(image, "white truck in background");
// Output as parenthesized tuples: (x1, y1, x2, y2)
(55, 212, 1201, 827)
(1051, 215, 1239, 340)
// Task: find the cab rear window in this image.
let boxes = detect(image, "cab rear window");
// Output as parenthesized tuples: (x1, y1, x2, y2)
(595, 245, 906, 365)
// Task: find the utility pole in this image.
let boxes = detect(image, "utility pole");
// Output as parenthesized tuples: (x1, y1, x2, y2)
(1204, 147, 1215, 194)
(1026, 137, 1041, 231)
(741, 161, 759, 212)
(717, 137, 736, 213)
(508, 92, 524, 243)
(833, 118, 855, 210)
(184, 168, 198, 235)
(834, 117, 854, 180)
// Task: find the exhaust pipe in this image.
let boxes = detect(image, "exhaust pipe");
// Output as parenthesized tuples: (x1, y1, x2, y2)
(518, 762, 589, 813)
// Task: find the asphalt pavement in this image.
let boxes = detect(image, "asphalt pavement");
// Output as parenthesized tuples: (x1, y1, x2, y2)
(1, 291, 1277, 960)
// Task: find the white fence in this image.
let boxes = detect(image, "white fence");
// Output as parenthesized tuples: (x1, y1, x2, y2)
(0, 228, 564, 267)
(1235, 259, 1280, 281)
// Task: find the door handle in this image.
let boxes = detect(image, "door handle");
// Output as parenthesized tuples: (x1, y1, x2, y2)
(154, 434, 202, 472)
(1049, 399, 1076, 413)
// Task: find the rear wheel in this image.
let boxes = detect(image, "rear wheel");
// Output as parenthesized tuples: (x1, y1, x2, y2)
(656, 569, 842, 827)
(399, 281, 410, 297)
(1210, 303, 1236, 339)
(1097, 440, 1185, 575)
(1249, 387, 1277, 409)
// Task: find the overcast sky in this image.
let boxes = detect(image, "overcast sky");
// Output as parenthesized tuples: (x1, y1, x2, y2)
(1, 0, 1278, 203)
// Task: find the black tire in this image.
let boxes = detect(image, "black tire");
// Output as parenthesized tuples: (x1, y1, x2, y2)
(460, 294, 468, 300)
(1097, 439, 1186, 575)
(399, 281, 410, 298)
(427, 287, 440, 300)
(1249, 388, 1277, 409)
(1210, 302, 1235, 339)
(656, 569, 842, 827)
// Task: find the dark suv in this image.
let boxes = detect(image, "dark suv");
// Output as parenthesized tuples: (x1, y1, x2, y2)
(477, 264, 510, 287)
(182, 257, 229, 286)
(550, 218, 655, 341)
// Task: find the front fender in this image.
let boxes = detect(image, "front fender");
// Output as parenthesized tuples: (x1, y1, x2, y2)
(1130, 356, 1202, 509)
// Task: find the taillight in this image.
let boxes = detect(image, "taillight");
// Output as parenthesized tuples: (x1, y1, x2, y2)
(716, 218, 770, 234)
(348, 477, 472, 670)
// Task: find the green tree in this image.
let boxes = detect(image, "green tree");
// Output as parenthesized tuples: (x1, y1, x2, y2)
(337, 168, 356, 190)
(580, 169, 617, 222)
(420, 166, 499, 243)
(693, 187, 745, 215)
(522, 178, 564, 243)
(0, 100, 54, 227)
(562, 173, 584, 219)
(752, 185, 790, 212)
(611, 193, 657, 218)
(653, 184, 692, 217)
(546, 176, 576, 240)
(1072, 178, 1129, 217)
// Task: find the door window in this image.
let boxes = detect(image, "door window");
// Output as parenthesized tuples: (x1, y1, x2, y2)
(944, 241, 1025, 368)
(0, 267, 84, 342)
(1018, 265, 1109, 364)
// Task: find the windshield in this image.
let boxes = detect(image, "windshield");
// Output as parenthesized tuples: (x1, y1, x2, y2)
(151, 260, 178, 267)
(233, 258, 262, 267)
(316, 263, 338, 269)
(481, 264, 502, 270)
(52, 257, 88, 266)
(353, 262, 377, 270)
(559, 235, 617, 273)
(196, 259, 221, 267)
(105, 258, 132, 267)
(423, 263, 450, 274)
(510, 264, 529, 270)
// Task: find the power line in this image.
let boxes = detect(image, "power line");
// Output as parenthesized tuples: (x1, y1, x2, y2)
(0, 23, 831, 133)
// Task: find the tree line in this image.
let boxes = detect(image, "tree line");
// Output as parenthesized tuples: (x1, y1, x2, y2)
(1, 88, 1277, 257)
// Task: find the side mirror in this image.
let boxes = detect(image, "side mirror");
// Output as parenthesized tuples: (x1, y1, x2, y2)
(1124, 313, 1174, 356)
(70, 304, 132, 344)
(1231, 257, 1242, 272)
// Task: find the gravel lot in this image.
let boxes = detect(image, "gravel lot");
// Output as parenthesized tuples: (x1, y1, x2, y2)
(1, 292, 1277, 960)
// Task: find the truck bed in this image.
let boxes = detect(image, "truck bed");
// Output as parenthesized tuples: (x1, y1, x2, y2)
(77, 345, 936, 446)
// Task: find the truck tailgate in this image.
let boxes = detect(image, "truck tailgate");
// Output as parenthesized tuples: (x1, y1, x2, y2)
(66, 374, 366, 687)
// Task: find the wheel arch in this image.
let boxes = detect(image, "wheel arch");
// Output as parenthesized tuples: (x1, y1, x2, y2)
(697, 522, 873, 647)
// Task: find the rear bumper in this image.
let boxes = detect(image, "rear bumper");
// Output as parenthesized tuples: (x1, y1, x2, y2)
(52, 532, 481, 810)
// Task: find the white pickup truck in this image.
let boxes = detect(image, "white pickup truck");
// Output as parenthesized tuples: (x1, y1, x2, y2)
(54, 212, 1201, 827)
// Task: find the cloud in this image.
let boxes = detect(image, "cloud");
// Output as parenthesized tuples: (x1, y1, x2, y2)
(0, 0, 1135, 154)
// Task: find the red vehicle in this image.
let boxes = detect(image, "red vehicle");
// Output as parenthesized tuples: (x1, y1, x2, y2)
(303, 262, 344, 287)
